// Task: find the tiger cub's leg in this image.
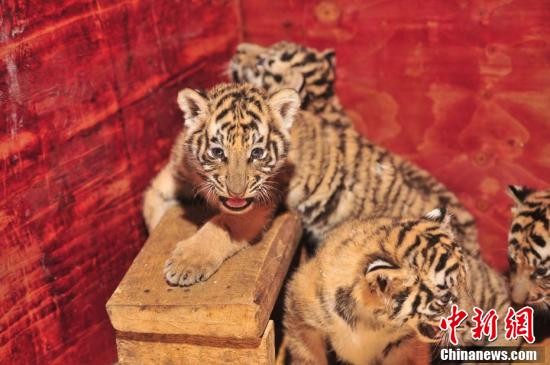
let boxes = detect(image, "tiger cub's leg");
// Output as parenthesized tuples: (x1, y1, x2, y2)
(383, 336, 431, 365)
(143, 163, 183, 232)
(284, 263, 328, 365)
(284, 307, 328, 365)
(164, 204, 276, 286)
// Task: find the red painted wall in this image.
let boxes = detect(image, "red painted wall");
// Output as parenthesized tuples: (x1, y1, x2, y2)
(241, 0, 550, 270)
(1, 0, 548, 364)
(0, 1, 240, 364)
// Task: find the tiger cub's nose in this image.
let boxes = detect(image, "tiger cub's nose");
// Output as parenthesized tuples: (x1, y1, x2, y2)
(227, 188, 246, 198)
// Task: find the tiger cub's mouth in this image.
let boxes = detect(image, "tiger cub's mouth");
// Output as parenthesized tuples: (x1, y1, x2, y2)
(219, 197, 254, 212)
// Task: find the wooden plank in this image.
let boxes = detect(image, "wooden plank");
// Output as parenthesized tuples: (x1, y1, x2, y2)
(116, 321, 275, 365)
(107, 206, 301, 339)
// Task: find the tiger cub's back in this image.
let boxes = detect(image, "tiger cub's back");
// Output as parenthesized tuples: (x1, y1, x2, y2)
(286, 114, 478, 255)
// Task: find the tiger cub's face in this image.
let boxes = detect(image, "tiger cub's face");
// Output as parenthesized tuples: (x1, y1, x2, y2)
(177, 83, 300, 214)
(230, 41, 335, 108)
(507, 186, 550, 308)
(361, 210, 466, 343)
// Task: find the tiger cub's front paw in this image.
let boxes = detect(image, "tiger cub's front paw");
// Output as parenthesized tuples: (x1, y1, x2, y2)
(163, 237, 223, 286)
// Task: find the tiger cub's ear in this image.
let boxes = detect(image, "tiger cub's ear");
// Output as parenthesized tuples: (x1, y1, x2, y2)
(424, 207, 453, 235)
(177, 88, 209, 126)
(424, 207, 446, 222)
(424, 207, 451, 224)
(364, 256, 402, 296)
(268, 88, 301, 131)
(322, 49, 336, 67)
(287, 72, 305, 95)
(507, 185, 534, 205)
(236, 42, 267, 55)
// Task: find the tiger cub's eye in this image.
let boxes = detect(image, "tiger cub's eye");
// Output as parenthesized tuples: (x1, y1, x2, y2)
(251, 147, 265, 160)
(440, 292, 453, 304)
(210, 147, 225, 159)
(534, 267, 548, 278)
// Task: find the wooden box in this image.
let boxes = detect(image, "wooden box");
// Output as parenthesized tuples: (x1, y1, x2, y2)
(106, 206, 301, 364)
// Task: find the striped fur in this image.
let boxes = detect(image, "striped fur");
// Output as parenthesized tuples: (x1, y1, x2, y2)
(171, 83, 294, 208)
(230, 41, 351, 127)
(144, 83, 297, 225)
(144, 83, 300, 286)
(230, 41, 479, 255)
(284, 210, 518, 365)
(144, 82, 479, 286)
(286, 113, 478, 255)
(507, 186, 550, 309)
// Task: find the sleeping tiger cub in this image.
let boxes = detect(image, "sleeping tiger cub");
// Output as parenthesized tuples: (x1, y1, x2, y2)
(284, 209, 518, 365)
(144, 82, 478, 286)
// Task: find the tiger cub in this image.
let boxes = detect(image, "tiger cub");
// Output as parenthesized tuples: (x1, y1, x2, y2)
(145, 82, 478, 286)
(230, 41, 478, 252)
(507, 186, 549, 309)
(144, 83, 300, 286)
(284, 209, 518, 365)
(230, 41, 352, 127)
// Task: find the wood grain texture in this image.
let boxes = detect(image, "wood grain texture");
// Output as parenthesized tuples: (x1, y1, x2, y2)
(240, 0, 550, 271)
(0, 1, 240, 364)
(107, 206, 301, 339)
(116, 320, 275, 365)
(2, 1, 550, 364)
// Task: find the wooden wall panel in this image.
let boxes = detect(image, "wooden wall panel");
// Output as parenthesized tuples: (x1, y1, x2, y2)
(1, 1, 549, 364)
(240, 0, 550, 270)
(0, 1, 241, 364)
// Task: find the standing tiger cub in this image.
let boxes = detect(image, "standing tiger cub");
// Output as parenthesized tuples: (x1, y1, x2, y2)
(144, 82, 479, 286)
(284, 209, 518, 365)
(507, 186, 549, 309)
